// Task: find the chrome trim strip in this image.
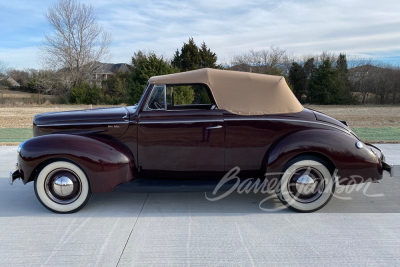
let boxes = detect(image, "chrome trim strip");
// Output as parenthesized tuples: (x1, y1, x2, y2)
(139, 117, 350, 134)
(138, 119, 223, 124)
(224, 117, 350, 133)
(36, 121, 130, 127)
(206, 125, 223, 130)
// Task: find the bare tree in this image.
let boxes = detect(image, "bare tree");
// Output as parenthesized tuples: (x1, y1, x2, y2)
(7, 69, 30, 87)
(230, 45, 291, 75)
(40, 0, 111, 87)
(0, 60, 7, 75)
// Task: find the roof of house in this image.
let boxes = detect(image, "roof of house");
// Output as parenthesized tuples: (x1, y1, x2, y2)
(92, 63, 129, 74)
(0, 76, 20, 87)
(149, 68, 303, 115)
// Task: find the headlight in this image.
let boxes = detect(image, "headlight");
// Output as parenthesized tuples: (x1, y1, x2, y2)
(17, 141, 26, 153)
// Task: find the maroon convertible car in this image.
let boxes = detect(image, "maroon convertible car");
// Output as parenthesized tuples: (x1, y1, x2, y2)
(10, 68, 393, 213)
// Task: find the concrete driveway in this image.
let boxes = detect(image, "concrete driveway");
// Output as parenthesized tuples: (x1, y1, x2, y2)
(0, 145, 399, 266)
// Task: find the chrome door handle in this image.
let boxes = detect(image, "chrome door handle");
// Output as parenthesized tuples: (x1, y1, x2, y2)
(206, 125, 223, 130)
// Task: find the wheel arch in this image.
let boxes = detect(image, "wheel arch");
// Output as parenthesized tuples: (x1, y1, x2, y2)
(282, 152, 336, 175)
(29, 157, 92, 189)
(18, 134, 137, 193)
(263, 128, 381, 187)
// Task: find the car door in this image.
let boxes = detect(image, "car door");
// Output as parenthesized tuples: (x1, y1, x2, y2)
(137, 84, 225, 178)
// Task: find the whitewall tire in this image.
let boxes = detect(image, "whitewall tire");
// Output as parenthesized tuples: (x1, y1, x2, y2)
(276, 157, 335, 212)
(34, 161, 92, 213)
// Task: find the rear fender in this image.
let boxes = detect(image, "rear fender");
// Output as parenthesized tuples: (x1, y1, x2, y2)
(18, 134, 136, 193)
(265, 129, 382, 187)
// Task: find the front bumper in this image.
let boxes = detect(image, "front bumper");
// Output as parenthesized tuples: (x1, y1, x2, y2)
(366, 143, 394, 177)
(9, 170, 22, 185)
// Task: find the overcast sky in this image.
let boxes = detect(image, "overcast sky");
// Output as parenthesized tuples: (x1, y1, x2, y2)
(1, 0, 399, 70)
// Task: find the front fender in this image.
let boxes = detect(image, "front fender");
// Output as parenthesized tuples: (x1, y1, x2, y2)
(18, 134, 136, 193)
(266, 129, 382, 185)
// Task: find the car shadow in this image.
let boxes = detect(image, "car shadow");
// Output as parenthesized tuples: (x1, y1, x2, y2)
(1, 172, 399, 217)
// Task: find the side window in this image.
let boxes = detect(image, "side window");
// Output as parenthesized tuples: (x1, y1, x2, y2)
(166, 84, 214, 110)
(145, 85, 165, 110)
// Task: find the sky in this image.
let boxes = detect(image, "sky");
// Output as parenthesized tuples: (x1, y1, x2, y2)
(0, 0, 400, 70)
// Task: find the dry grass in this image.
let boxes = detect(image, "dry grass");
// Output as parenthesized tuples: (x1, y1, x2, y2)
(305, 105, 400, 128)
(0, 105, 115, 128)
(0, 89, 56, 98)
(0, 104, 398, 129)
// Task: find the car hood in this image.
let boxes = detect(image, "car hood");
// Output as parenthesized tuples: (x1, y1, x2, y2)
(33, 107, 129, 126)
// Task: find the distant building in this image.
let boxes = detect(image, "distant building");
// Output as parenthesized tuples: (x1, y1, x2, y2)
(0, 75, 20, 87)
(348, 64, 382, 82)
(87, 63, 129, 86)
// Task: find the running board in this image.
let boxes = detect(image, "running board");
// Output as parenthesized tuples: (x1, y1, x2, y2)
(115, 178, 238, 193)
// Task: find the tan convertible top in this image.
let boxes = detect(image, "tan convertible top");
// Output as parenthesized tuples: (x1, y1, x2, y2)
(148, 68, 303, 115)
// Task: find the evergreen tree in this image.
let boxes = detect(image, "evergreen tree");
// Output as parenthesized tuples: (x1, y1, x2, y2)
(172, 38, 201, 71)
(308, 59, 338, 104)
(335, 54, 356, 104)
(288, 62, 307, 102)
(172, 38, 219, 71)
(199, 42, 218, 68)
(308, 57, 355, 105)
(128, 51, 178, 104)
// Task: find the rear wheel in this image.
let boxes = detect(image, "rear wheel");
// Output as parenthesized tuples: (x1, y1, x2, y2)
(34, 161, 92, 213)
(276, 156, 335, 212)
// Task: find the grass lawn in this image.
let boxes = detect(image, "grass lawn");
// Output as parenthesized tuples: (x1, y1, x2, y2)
(0, 127, 399, 143)
(0, 128, 33, 142)
(352, 127, 400, 141)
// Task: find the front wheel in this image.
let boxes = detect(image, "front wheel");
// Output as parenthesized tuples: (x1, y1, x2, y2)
(34, 161, 92, 213)
(276, 157, 335, 212)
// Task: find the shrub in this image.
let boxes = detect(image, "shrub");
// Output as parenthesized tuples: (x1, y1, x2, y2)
(70, 83, 103, 104)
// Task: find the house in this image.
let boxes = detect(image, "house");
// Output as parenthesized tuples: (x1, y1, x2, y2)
(0, 75, 20, 87)
(348, 64, 382, 81)
(87, 63, 129, 86)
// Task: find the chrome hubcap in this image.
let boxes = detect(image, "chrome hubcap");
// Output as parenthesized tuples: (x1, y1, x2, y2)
(288, 167, 325, 203)
(44, 168, 81, 204)
(53, 176, 74, 197)
(295, 175, 317, 195)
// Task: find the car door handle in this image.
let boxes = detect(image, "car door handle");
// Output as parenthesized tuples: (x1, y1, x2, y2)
(206, 125, 223, 130)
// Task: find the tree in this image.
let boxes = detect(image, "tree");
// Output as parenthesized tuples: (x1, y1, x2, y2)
(0, 60, 7, 75)
(101, 71, 129, 104)
(336, 54, 351, 88)
(173, 86, 195, 105)
(230, 46, 290, 75)
(172, 38, 201, 71)
(128, 51, 178, 104)
(69, 82, 103, 104)
(199, 42, 218, 68)
(0, 79, 12, 88)
(308, 57, 355, 105)
(308, 59, 338, 104)
(172, 38, 219, 71)
(288, 62, 307, 102)
(27, 70, 63, 104)
(40, 0, 111, 86)
(7, 69, 30, 87)
(335, 54, 355, 104)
